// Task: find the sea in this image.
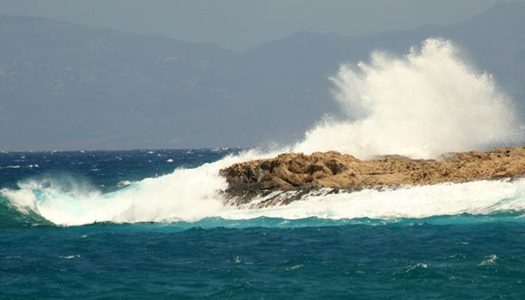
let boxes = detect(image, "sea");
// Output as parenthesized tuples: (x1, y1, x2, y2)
(1, 149, 525, 299)
(3, 37, 525, 298)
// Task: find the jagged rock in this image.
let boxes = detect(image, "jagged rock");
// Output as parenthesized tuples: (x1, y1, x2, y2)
(219, 147, 525, 206)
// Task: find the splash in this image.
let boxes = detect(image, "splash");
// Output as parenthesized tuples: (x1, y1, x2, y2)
(0, 150, 275, 226)
(293, 38, 521, 158)
(1, 38, 524, 226)
(3, 173, 525, 226)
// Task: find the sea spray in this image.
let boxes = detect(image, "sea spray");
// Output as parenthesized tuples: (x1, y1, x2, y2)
(1, 38, 524, 226)
(294, 38, 522, 158)
(3, 170, 525, 226)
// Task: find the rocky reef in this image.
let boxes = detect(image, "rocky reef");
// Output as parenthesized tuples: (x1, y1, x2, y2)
(220, 147, 525, 207)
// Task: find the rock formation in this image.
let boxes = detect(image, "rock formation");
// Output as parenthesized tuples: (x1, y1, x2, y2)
(220, 147, 525, 207)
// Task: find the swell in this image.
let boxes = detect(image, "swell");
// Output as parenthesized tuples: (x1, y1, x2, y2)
(0, 195, 53, 228)
(129, 213, 525, 231)
(1, 209, 524, 230)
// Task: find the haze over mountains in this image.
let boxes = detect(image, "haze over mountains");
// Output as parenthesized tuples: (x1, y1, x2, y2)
(0, 2, 524, 150)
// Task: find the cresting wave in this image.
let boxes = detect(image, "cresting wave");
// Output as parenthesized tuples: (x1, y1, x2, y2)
(1, 38, 524, 226)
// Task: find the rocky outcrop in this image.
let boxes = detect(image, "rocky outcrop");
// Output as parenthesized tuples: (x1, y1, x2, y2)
(220, 147, 525, 207)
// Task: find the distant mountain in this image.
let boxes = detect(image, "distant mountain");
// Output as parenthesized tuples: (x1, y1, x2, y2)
(0, 2, 524, 150)
(0, 15, 239, 149)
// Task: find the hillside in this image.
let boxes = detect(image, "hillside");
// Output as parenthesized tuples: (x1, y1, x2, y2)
(0, 2, 524, 150)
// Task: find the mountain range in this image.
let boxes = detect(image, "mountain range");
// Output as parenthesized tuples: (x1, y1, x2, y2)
(0, 2, 524, 150)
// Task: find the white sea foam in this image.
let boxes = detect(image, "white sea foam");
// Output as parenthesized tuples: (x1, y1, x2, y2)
(1, 150, 272, 225)
(224, 179, 525, 221)
(2, 175, 525, 226)
(0, 165, 21, 169)
(1, 38, 524, 226)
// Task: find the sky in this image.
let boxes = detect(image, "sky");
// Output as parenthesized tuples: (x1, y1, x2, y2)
(0, 0, 517, 50)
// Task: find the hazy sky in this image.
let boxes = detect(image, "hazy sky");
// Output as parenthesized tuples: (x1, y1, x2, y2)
(0, 0, 517, 50)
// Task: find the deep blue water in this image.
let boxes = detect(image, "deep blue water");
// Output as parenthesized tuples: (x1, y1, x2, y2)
(1, 150, 525, 299)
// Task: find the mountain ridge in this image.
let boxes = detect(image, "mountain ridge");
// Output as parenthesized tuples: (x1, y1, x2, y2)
(0, 2, 524, 150)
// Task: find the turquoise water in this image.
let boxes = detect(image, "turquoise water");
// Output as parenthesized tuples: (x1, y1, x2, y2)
(1, 150, 525, 298)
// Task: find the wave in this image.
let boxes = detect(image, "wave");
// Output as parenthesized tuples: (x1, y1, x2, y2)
(0, 195, 53, 228)
(0, 151, 265, 226)
(2, 174, 525, 227)
(1, 38, 524, 227)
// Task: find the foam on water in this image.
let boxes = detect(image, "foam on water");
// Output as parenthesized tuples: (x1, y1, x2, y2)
(1, 38, 524, 226)
(226, 179, 525, 221)
(2, 173, 525, 226)
(1, 150, 272, 225)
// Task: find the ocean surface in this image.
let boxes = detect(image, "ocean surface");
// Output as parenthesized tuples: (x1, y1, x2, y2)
(1, 149, 525, 299)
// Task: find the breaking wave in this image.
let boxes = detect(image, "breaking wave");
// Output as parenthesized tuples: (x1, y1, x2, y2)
(2, 175, 525, 227)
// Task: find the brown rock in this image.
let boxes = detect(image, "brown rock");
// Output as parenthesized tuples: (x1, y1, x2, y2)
(219, 147, 525, 207)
